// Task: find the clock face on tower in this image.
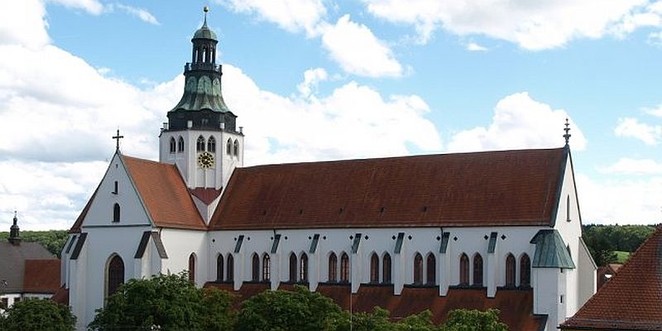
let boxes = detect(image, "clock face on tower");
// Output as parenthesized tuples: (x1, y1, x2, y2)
(197, 152, 215, 168)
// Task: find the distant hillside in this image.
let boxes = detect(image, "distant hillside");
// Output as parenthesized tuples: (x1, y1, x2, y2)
(0, 230, 69, 257)
(582, 224, 657, 266)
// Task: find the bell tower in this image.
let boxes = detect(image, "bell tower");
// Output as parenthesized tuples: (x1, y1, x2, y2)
(159, 7, 244, 191)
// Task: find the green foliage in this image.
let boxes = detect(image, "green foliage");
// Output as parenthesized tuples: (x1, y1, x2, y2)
(88, 272, 235, 331)
(582, 224, 655, 266)
(236, 285, 344, 331)
(441, 309, 508, 331)
(1, 298, 76, 331)
(614, 251, 630, 263)
(0, 230, 69, 257)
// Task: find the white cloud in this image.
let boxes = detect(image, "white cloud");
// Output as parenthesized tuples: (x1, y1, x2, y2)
(466, 42, 487, 52)
(297, 68, 328, 97)
(614, 117, 662, 145)
(47, 0, 104, 15)
(601, 158, 662, 175)
(447, 92, 586, 152)
(320, 15, 403, 77)
(112, 4, 160, 25)
(362, 0, 657, 50)
(0, 0, 50, 48)
(218, 0, 327, 37)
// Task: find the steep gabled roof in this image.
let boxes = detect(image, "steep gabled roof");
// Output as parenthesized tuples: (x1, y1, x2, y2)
(561, 226, 662, 330)
(0, 242, 57, 293)
(210, 148, 568, 230)
(122, 155, 206, 230)
(23, 259, 61, 293)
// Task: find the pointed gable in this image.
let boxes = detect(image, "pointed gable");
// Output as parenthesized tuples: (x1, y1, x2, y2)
(210, 147, 567, 230)
(561, 226, 662, 330)
(122, 155, 206, 230)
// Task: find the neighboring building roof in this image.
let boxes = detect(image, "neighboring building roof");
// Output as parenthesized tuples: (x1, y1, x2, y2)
(0, 241, 57, 294)
(23, 259, 61, 293)
(210, 147, 568, 230)
(122, 155, 206, 230)
(206, 283, 546, 330)
(530, 229, 575, 269)
(561, 226, 662, 330)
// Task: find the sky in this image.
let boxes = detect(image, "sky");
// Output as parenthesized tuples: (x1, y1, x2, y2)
(1, 0, 661, 231)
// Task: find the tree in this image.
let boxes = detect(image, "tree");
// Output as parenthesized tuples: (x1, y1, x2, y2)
(89, 272, 235, 331)
(1, 298, 76, 331)
(236, 285, 344, 331)
(441, 309, 508, 331)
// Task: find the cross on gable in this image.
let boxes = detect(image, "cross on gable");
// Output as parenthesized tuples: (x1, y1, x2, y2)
(112, 129, 124, 151)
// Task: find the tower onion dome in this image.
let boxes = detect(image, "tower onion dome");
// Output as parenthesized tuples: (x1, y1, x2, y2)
(166, 7, 238, 133)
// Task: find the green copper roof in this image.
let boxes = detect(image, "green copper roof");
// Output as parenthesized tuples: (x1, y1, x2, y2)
(193, 22, 217, 41)
(171, 75, 230, 113)
(530, 229, 575, 269)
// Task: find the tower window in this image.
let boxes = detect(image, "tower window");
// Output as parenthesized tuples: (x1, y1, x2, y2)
(233, 139, 239, 156)
(113, 203, 120, 223)
(169, 137, 176, 153)
(178, 137, 184, 152)
(226, 138, 232, 155)
(197, 136, 205, 152)
(207, 136, 216, 153)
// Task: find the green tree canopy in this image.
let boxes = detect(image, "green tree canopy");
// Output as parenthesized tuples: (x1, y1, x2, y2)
(0, 298, 76, 331)
(441, 309, 508, 331)
(88, 272, 235, 331)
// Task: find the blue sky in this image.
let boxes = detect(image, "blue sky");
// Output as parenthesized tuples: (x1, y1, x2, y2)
(1, 0, 661, 230)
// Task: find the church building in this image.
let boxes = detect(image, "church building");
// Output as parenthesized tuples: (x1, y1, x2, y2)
(60, 12, 597, 330)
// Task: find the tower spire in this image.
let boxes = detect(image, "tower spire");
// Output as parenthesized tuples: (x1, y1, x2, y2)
(563, 118, 571, 146)
(9, 211, 21, 245)
(203, 6, 209, 26)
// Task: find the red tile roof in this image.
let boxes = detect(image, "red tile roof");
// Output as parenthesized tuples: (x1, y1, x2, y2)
(205, 282, 545, 330)
(51, 285, 69, 305)
(23, 259, 61, 293)
(122, 155, 206, 230)
(191, 187, 222, 205)
(561, 226, 662, 330)
(210, 148, 567, 230)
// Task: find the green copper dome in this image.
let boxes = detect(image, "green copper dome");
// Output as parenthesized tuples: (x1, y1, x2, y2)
(193, 22, 217, 41)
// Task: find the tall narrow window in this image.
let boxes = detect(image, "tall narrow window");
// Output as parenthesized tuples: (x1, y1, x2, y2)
(227, 254, 234, 281)
(289, 253, 297, 282)
(226, 138, 232, 155)
(262, 254, 271, 281)
(112, 203, 120, 223)
(370, 253, 379, 283)
(207, 136, 216, 153)
(251, 253, 260, 281)
(340, 253, 350, 282)
(216, 254, 224, 281)
(300, 253, 309, 282)
(328, 253, 338, 282)
(520, 254, 531, 287)
(473, 254, 483, 286)
(113, 181, 118, 194)
(566, 195, 571, 222)
(505, 254, 516, 287)
(382, 254, 392, 284)
(196, 136, 205, 152)
(426, 254, 436, 285)
(169, 137, 176, 153)
(413, 253, 423, 285)
(459, 253, 469, 286)
(233, 139, 239, 156)
(177, 136, 184, 152)
(188, 253, 196, 283)
(107, 255, 124, 298)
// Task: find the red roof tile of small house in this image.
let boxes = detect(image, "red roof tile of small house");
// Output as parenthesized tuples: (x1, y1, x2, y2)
(561, 226, 662, 330)
(51, 285, 69, 305)
(210, 148, 568, 230)
(23, 259, 61, 293)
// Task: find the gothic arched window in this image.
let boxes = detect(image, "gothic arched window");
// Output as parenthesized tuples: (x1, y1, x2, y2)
(233, 139, 239, 156)
(262, 254, 271, 281)
(188, 253, 196, 283)
(177, 136, 184, 152)
(328, 253, 338, 282)
(207, 136, 216, 153)
(300, 253, 309, 282)
(226, 138, 232, 155)
(459, 253, 469, 286)
(251, 253, 260, 281)
(169, 137, 176, 153)
(413, 253, 423, 285)
(505, 254, 516, 287)
(226, 254, 234, 281)
(520, 254, 531, 287)
(383, 253, 392, 284)
(473, 253, 483, 286)
(289, 253, 297, 282)
(196, 136, 205, 152)
(112, 203, 120, 223)
(426, 254, 436, 285)
(370, 253, 379, 283)
(107, 254, 124, 298)
(216, 254, 224, 281)
(340, 253, 350, 283)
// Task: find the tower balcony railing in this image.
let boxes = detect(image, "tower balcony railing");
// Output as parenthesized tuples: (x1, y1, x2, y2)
(186, 62, 221, 73)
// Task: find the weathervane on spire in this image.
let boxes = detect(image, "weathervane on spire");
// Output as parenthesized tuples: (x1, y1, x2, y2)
(563, 118, 571, 146)
(203, 6, 209, 25)
(112, 129, 124, 151)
